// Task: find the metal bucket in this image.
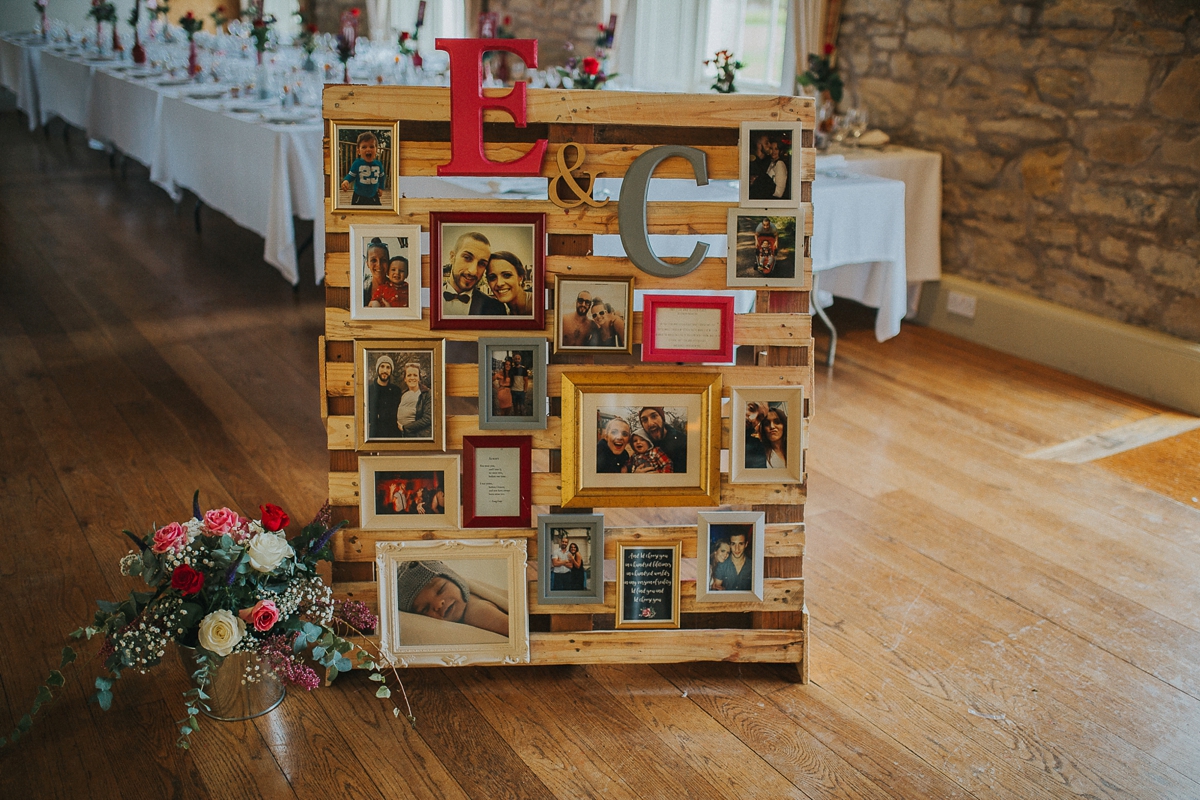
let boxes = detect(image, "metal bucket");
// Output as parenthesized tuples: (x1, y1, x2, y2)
(178, 646, 286, 722)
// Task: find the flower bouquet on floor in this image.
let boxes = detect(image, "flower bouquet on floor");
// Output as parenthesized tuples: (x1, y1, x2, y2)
(1, 495, 412, 751)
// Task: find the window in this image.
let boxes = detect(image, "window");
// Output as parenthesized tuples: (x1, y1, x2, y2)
(388, 0, 465, 54)
(705, 0, 789, 91)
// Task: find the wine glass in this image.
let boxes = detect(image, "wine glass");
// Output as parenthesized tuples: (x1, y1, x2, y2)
(845, 107, 869, 147)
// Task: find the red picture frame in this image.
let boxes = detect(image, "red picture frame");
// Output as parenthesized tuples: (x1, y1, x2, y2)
(641, 295, 736, 363)
(429, 211, 546, 331)
(462, 435, 533, 528)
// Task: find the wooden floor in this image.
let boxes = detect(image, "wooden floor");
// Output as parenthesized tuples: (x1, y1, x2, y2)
(2, 109, 1199, 799)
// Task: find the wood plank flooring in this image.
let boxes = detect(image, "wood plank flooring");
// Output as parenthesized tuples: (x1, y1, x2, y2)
(1, 110, 1199, 799)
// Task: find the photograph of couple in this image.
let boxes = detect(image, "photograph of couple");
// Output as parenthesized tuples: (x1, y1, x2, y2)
(432, 214, 545, 329)
(556, 278, 632, 353)
(546, 528, 591, 593)
(366, 351, 434, 442)
(488, 348, 535, 419)
(595, 406, 689, 475)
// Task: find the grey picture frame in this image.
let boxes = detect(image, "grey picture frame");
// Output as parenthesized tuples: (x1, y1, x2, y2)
(478, 337, 549, 430)
(536, 513, 605, 606)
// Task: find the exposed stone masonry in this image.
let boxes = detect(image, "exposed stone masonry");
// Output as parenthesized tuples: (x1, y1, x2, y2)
(838, 0, 1200, 341)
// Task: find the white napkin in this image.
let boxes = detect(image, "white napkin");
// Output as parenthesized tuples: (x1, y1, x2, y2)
(858, 129, 890, 147)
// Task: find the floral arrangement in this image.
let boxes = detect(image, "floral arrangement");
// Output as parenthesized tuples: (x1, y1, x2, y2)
(298, 21, 320, 56)
(126, 0, 139, 27)
(705, 49, 744, 94)
(34, 0, 47, 38)
(495, 14, 515, 39)
(594, 19, 615, 51)
(249, 14, 275, 54)
(336, 32, 354, 65)
(797, 43, 843, 103)
(179, 10, 202, 40)
(87, 0, 117, 24)
(557, 42, 616, 90)
(397, 29, 417, 57)
(1, 495, 412, 751)
(210, 4, 227, 29)
(147, 0, 169, 20)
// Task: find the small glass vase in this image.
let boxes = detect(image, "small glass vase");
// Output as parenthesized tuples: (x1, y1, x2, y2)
(302, 52, 317, 72)
(256, 61, 272, 100)
(178, 645, 285, 722)
(187, 37, 199, 76)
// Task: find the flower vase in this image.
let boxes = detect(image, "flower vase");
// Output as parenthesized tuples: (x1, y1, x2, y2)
(178, 646, 285, 721)
(814, 90, 836, 150)
(40, 12, 47, 40)
(302, 52, 317, 72)
(111, 25, 122, 55)
(95, 21, 102, 51)
(187, 37, 198, 76)
(132, 30, 145, 64)
(256, 60, 272, 101)
(342, 62, 350, 84)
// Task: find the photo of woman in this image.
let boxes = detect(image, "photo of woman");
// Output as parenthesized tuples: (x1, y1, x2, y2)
(486, 251, 533, 317)
(738, 122, 801, 209)
(744, 401, 787, 469)
(356, 341, 444, 452)
(396, 361, 432, 439)
(729, 387, 803, 484)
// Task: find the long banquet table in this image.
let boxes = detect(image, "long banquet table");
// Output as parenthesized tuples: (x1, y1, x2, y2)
(1, 32, 324, 286)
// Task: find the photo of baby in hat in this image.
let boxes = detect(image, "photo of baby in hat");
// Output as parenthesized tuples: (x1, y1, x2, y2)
(395, 559, 509, 638)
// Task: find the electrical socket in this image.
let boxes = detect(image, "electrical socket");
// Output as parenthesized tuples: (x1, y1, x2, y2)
(946, 290, 977, 319)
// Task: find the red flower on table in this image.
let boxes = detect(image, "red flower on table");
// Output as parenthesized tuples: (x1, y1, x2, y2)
(171, 564, 205, 596)
(823, 42, 834, 55)
(350, 7, 360, 15)
(306, 23, 319, 33)
(582, 56, 600, 76)
(399, 30, 409, 41)
(259, 503, 290, 533)
(253, 17, 265, 27)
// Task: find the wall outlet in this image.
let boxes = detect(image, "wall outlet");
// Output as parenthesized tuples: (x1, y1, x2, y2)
(946, 290, 977, 319)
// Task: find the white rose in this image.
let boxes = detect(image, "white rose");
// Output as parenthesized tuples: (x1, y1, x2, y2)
(197, 609, 245, 656)
(246, 531, 294, 573)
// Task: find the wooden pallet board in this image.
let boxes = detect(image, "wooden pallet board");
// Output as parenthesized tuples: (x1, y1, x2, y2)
(324, 86, 812, 680)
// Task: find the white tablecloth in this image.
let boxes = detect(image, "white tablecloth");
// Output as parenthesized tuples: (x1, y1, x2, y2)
(811, 171, 907, 341)
(1, 35, 43, 130)
(87, 68, 164, 166)
(37, 49, 96, 128)
(829, 144, 942, 283)
(152, 95, 325, 285)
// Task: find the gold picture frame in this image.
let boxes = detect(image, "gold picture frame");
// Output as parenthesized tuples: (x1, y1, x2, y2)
(330, 120, 400, 213)
(560, 371, 722, 508)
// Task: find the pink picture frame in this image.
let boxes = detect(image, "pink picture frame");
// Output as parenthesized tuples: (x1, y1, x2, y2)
(641, 295, 736, 364)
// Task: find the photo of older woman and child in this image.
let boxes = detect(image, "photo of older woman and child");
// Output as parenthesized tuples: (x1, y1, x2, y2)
(351, 226, 422, 320)
(374, 470, 447, 516)
(595, 406, 689, 475)
(365, 351, 434, 443)
(432, 216, 544, 328)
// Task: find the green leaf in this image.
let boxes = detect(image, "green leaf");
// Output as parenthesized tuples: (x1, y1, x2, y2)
(0, 736, 7, 746)
(47, 670, 65, 688)
(17, 715, 32, 732)
(334, 656, 352, 673)
(311, 645, 326, 660)
(188, 714, 200, 731)
(60, 647, 76, 667)
(96, 600, 121, 614)
(34, 685, 53, 708)
(96, 691, 113, 711)
(375, 686, 391, 699)
(392, 708, 400, 718)
(369, 672, 384, 682)
(95, 677, 113, 692)
(68, 628, 85, 640)
(326, 665, 340, 682)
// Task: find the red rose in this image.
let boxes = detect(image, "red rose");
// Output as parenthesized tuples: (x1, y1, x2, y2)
(350, 7, 360, 15)
(503, 15, 512, 25)
(399, 30, 409, 41)
(582, 57, 600, 76)
(171, 564, 205, 596)
(216, 5, 224, 11)
(259, 503, 289, 532)
(307, 23, 319, 33)
(253, 17, 265, 27)
(184, 11, 194, 19)
(823, 43, 834, 55)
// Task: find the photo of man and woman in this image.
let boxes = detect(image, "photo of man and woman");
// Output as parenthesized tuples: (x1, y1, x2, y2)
(744, 127, 794, 203)
(374, 470, 447, 516)
(488, 348, 536, 419)
(706, 524, 755, 593)
(729, 211, 799, 284)
(547, 528, 591, 593)
(365, 351, 434, 442)
(743, 400, 789, 470)
(334, 125, 393, 210)
(433, 216, 543, 325)
(595, 406, 689, 475)
(556, 278, 632, 352)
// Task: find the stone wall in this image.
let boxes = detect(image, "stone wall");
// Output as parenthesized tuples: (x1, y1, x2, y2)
(837, 0, 1200, 342)
(466, 0, 607, 68)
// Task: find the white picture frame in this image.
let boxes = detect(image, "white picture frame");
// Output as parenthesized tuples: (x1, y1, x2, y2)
(349, 223, 422, 320)
(696, 511, 765, 603)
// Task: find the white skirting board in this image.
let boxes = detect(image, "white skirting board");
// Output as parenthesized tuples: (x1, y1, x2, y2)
(914, 275, 1200, 416)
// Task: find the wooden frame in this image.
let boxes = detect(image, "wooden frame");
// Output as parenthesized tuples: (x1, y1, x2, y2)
(477, 337, 548, 430)
(429, 211, 546, 331)
(553, 275, 635, 355)
(696, 511, 766, 603)
(331, 120, 399, 212)
(726, 208, 807, 289)
(615, 541, 681, 629)
(462, 435, 532, 528)
(349, 223, 422, 320)
(359, 454, 461, 530)
(641, 294, 736, 363)
(729, 386, 805, 485)
(355, 339, 445, 451)
(560, 371, 723, 508)
(738, 120, 801, 208)
(536, 513, 605, 606)
(376, 538, 530, 666)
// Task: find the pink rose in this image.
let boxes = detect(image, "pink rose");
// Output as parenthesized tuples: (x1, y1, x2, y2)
(203, 507, 244, 537)
(151, 522, 188, 554)
(238, 600, 280, 632)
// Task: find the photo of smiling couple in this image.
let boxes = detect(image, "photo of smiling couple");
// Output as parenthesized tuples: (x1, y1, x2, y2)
(436, 217, 542, 324)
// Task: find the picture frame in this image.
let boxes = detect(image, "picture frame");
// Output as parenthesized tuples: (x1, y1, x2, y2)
(696, 511, 765, 603)
(477, 337, 548, 430)
(615, 541, 681, 629)
(349, 223, 423, 320)
(376, 539, 530, 666)
(553, 275, 635, 355)
(462, 435, 532, 528)
(536, 513, 604, 606)
(359, 454, 461, 530)
(560, 371, 722, 508)
(331, 120, 399, 212)
(641, 294, 736, 363)
(729, 386, 805, 484)
(725, 208, 807, 289)
(738, 121, 801, 208)
(429, 211, 546, 331)
(355, 339, 445, 451)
